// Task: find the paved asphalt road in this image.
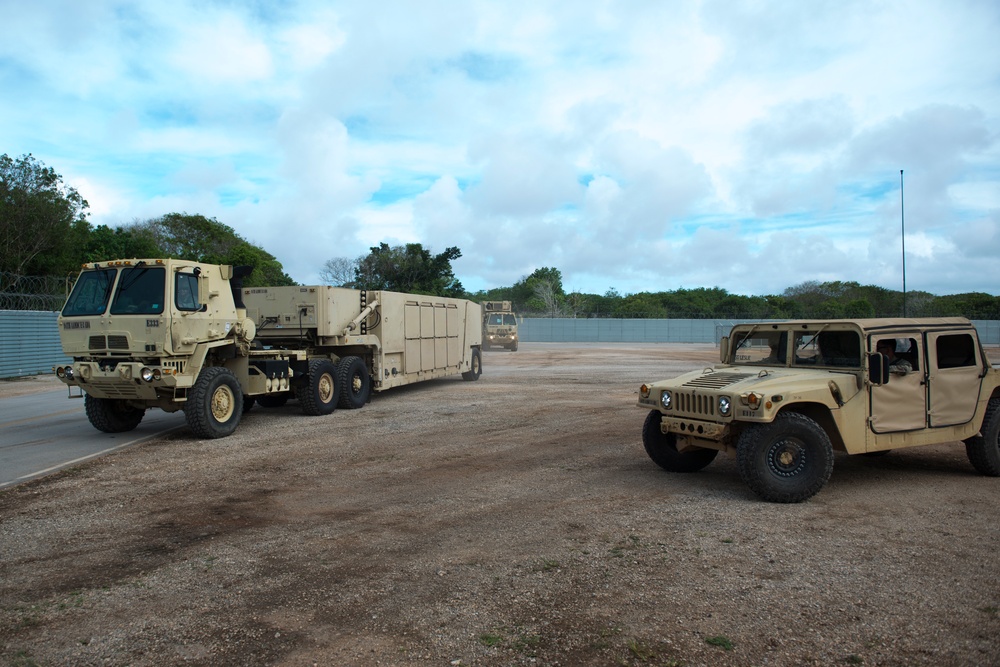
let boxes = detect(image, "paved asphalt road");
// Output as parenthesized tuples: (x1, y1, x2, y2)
(0, 389, 186, 489)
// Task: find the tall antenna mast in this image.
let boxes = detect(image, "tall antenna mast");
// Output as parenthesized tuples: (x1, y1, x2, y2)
(900, 169, 906, 317)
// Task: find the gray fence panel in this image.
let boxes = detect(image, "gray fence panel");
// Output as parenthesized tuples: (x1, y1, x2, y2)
(523, 318, 1000, 345)
(0, 311, 70, 378)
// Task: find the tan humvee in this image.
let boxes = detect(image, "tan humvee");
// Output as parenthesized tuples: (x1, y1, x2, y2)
(637, 318, 1000, 502)
(54, 259, 483, 439)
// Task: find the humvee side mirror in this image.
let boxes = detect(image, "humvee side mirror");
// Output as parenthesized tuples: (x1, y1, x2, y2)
(720, 337, 729, 364)
(868, 353, 890, 385)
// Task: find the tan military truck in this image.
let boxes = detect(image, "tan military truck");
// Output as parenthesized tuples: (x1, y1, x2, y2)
(482, 300, 519, 351)
(637, 318, 1000, 502)
(54, 258, 482, 439)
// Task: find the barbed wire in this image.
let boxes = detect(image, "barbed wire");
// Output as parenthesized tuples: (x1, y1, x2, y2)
(0, 271, 71, 311)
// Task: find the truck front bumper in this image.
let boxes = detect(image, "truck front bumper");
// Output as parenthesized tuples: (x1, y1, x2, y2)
(54, 361, 179, 400)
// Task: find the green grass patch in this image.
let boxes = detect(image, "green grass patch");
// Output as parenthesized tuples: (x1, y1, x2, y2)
(705, 635, 733, 650)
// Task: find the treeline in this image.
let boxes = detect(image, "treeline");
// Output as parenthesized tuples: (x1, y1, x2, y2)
(470, 269, 1000, 320)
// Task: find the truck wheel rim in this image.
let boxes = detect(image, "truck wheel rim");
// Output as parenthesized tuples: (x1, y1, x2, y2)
(319, 373, 335, 403)
(351, 374, 362, 393)
(212, 386, 235, 422)
(767, 438, 806, 477)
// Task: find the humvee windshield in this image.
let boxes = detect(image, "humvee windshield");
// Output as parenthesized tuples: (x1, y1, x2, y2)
(732, 329, 861, 368)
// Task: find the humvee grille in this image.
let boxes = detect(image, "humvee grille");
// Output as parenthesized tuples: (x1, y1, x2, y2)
(676, 392, 717, 416)
(670, 373, 753, 418)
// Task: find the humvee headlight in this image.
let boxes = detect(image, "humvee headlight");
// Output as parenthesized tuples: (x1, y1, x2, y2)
(718, 396, 732, 416)
(660, 390, 673, 410)
(640, 384, 650, 399)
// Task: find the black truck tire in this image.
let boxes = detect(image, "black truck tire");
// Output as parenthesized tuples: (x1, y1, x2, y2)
(641, 410, 718, 472)
(185, 366, 243, 439)
(299, 359, 338, 416)
(85, 395, 145, 433)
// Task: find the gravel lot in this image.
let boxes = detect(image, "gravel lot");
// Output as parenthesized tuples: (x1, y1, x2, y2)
(1, 343, 999, 667)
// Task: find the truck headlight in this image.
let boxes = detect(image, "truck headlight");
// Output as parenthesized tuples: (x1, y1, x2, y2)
(661, 390, 672, 410)
(140, 367, 161, 382)
(718, 396, 731, 416)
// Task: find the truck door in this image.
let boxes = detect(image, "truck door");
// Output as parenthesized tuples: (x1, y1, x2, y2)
(869, 333, 926, 434)
(926, 330, 982, 427)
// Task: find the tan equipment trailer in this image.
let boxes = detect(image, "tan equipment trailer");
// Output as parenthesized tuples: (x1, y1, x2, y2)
(54, 259, 483, 439)
(637, 318, 1000, 502)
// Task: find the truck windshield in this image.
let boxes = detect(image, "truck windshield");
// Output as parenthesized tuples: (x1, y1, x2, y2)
(62, 269, 117, 316)
(110, 267, 166, 315)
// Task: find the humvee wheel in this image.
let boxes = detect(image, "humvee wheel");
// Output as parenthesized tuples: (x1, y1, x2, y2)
(85, 395, 145, 433)
(642, 410, 718, 472)
(300, 359, 338, 416)
(462, 348, 482, 381)
(185, 366, 243, 439)
(256, 393, 290, 408)
(964, 397, 1000, 476)
(337, 356, 371, 409)
(242, 395, 256, 413)
(736, 412, 833, 503)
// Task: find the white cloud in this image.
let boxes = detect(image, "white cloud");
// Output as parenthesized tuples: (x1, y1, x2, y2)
(0, 0, 997, 297)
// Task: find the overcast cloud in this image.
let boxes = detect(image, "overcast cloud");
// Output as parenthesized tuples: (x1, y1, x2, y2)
(2, 0, 997, 296)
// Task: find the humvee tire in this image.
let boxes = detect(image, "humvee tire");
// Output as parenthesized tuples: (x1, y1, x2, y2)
(85, 395, 145, 433)
(242, 395, 256, 413)
(186, 366, 243, 439)
(337, 356, 371, 409)
(462, 348, 482, 381)
(964, 397, 1000, 476)
(300, 359, 338, 416)
(736, 412, 834, 503)
(642, 410, 718, 472)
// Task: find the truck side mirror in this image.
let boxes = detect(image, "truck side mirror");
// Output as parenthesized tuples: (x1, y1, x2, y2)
(720, 336, 729, 364)
(868, 353, 890, 385)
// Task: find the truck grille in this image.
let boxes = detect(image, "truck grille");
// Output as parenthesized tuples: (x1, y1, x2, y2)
(87, 335, 131, 351)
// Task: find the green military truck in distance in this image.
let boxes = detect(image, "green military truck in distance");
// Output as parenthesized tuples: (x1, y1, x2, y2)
(482, 300, 519, 351)
(637, 318, 1000, 502)
(54, 258, 483, 439)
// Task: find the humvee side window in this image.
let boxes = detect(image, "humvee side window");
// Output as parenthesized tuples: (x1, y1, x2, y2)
(175, 273, 201, 311)
(936, 333, 976, 369)
(793, 331, 861, 368)
(110, 267, 165, 315)
(62, 268, 117, 316)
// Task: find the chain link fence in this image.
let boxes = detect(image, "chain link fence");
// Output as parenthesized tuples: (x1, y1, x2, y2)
(0, 271, 71, 311)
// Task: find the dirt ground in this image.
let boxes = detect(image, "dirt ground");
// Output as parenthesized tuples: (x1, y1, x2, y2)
(1, 343, 999, 667)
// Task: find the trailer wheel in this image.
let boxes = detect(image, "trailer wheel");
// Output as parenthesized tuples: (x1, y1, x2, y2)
(300, 359, 338, 416)
(965, 397, 1000, 476)
(185, 366, 243, 439)
(85, 395, 145, 433)
(462, 348, 482, 381)
(736, 412, 833, 503)
(337, 356, 371, 409)
(256, 393, 290, 408)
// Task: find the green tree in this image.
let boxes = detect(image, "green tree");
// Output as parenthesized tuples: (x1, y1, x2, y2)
(0, 153, 91, 275)
(510, 267, 565, 314)
(128, 213, 294, 286)
(81, 224, 160, 263)
(354, 242, 464, 297)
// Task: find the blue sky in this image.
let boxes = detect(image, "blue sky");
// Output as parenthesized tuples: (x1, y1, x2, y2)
(2, 0, 998, 296)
